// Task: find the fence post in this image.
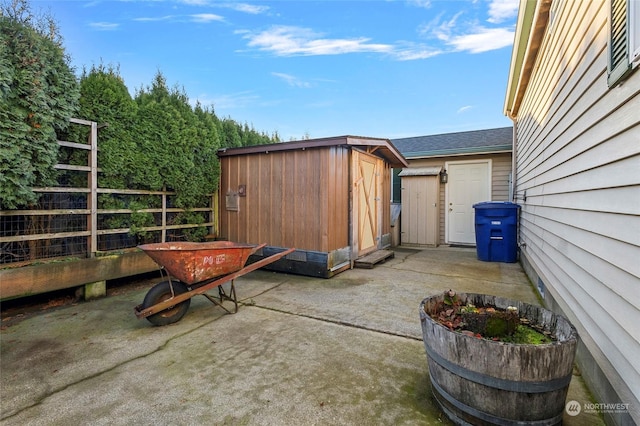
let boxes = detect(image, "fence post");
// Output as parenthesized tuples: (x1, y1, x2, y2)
(162, 186, 167, 242)
(212, 190, 219, 238)
(89, 121, 98, 257)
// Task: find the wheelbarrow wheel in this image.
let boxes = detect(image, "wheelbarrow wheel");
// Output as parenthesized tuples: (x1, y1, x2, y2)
(142, 280, 191, 326)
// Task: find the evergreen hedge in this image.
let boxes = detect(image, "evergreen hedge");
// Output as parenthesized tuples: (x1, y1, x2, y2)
(1, 1, 280, 242)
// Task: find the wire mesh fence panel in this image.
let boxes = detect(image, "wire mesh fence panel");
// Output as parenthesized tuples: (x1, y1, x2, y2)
(0, 119, 216, 266)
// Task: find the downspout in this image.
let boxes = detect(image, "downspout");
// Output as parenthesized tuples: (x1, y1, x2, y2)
(505, 0, 550, 203)
(507, 113, 526, 250)
(508, 116, 517, 203)
(507, 111, 527, 256)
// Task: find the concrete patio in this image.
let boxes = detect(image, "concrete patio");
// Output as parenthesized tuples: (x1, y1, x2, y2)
(0, 247, 604, 425)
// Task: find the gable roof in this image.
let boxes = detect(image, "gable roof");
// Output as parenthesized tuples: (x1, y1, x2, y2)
(218, 135, 409, 168)
(391, 127, 513, 159)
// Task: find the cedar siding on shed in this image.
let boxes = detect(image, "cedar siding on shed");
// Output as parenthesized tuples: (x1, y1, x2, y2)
(505, 1, 640, 424)
(217, 136, 407, 277)
(219, 145, 350, 252)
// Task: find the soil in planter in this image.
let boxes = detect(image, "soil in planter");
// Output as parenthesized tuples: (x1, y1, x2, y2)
(430, 290, 555, 344)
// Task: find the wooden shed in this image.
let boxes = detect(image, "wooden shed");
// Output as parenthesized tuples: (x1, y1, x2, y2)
(217, 136, 408, 277)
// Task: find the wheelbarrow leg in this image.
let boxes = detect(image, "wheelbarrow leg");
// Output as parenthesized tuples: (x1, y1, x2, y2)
(220, 279, 239, 313)
(202, 279, 238, 314)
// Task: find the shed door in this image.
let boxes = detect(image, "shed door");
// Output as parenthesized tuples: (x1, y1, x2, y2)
(446, 161, 491, 245)
(401, 176, 438, 246)
(353, 150, 382, 257)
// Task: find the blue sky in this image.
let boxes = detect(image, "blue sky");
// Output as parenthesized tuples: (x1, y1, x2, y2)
(34, 0, 519, 141)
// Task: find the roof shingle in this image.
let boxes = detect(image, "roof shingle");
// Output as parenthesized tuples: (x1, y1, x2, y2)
(391, 127, 512, 159)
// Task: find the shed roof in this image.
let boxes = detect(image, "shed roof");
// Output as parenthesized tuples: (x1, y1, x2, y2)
(217, 135, 408, 168)
(391, 127, 513, 159)
(398, 166, 442, 177)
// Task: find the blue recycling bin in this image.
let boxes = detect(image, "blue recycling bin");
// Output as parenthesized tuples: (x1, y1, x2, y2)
(473, 202, 521, 263)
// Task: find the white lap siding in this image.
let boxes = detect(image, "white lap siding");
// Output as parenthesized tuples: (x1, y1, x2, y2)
(511, 1, 639, 424)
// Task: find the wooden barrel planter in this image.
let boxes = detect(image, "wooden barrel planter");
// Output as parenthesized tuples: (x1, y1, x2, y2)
(419, 292, 578, 426)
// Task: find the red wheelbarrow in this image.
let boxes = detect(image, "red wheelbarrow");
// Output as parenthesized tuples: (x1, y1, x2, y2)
(134, 241, 295, 326)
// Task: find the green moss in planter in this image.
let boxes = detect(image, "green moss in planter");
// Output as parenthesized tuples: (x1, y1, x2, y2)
(501, 324, 552, 345)
(462, 310, 519, 337)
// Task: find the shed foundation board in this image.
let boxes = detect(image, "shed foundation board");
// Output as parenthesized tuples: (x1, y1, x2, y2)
(248, 246, 352, 278)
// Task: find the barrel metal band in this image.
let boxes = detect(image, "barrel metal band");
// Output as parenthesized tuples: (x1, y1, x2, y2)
(430, 372, 564, 426)
(425, 343, 573, 393)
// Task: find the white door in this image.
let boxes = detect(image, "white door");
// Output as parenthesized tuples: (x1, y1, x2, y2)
(446, 161, 491, 245)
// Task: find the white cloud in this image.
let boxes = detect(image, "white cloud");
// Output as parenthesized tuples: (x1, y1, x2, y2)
(134, 13, 224, 24)
(417, 6, 515, 54)
(134, 15, 175, 22)
(179, 0, 210, 5)
(272, 72, 312, 88)
(407, 0, 432, 9)
(392, 44, 442, 60)
(418, 12, 463, 41)
(457, 105, 473, 113)
(239, 8, 515, 61)
(89, 22, 120, 30)
(487, 0, 519, 23)
(198, 91, 260, 109)
(224, 3, 270, 14)
(238, 26, 392, 56)
(190, 13, 224, 23)
(183, 1, 269, 14)
(449, 27, 514, 53)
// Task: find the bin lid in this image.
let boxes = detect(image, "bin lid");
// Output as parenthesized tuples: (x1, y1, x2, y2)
(472, 201, 521, 209)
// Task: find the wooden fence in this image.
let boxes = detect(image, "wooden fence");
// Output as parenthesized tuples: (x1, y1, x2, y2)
(0, 118, 217, 267)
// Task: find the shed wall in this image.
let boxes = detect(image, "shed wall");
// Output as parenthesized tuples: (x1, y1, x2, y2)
(512, 1, 639, 423)
(219, 146, 350, 253)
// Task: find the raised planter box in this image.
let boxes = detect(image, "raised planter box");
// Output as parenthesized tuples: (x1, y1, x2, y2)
(419, 292, 578, 425)
(0, 251, 158, 301)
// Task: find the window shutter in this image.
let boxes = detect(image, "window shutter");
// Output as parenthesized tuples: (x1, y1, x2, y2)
(630, 0, 640, 65)
(608, 0, 631, 86)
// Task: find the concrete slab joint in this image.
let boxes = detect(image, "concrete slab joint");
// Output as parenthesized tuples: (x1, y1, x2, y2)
(0, 247, 603, 425)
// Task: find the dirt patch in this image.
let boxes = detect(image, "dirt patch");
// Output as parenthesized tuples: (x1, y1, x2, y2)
(1, 272, 160, 328)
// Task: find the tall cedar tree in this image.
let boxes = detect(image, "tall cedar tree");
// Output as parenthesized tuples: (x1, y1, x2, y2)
(134, 72, 220, 209)
(0, 1, 79, 209)
(77, 64, 138, 190)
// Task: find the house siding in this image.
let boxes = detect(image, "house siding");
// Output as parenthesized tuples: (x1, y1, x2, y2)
(511, 1, 640, 424)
